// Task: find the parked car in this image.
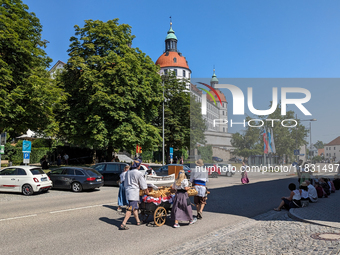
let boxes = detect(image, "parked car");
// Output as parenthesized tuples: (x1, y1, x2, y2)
(229, 157, 242, 163)
(140, 164, 157, 176)
(47, 167, 103, 192)
(91, 162, 129, 186)
(0, 166, 52, 195)
(212, 156, 223, 162)
(155, 164, 191, 179)
(217, 163, 234, 177)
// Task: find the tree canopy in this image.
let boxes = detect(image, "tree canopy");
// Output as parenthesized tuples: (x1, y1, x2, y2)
(0, 0, 62, 137)
(231, 104, 308, 160)
(56, 19, 163, 154)
(152, 73, 191, 158)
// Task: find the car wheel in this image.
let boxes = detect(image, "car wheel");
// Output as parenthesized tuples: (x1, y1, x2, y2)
(226, 171, 232, 177)
(22, 184, 34, 196)
(71, 182, 83, 192)
(211, 172, 218, 178)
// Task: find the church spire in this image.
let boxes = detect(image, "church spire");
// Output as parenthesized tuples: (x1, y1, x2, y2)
(210, 68, 219, 88)
(165, 18, 178, 52)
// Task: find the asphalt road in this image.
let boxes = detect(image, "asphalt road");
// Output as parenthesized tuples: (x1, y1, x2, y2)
(0, 172, 304, 255)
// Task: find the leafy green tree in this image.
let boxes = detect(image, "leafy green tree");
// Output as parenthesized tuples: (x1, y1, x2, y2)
(190, 93, 207, 150)
(231, 104, 308, 161)
(231, 116, 263, 158)
(263, 104, 308, 160)
(56, 19, 162, 158)
(313, 140, 324, 149)
(152, 73, 191, 159)
(0, 0, 62, 137)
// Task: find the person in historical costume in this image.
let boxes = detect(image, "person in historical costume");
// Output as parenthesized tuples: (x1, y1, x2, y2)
(120, 158, 149, 230)
(190, 159, 208, 219)
(171, 170, 197, 228)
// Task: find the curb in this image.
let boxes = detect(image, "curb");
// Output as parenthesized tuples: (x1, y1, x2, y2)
(288, 207, 340, 230)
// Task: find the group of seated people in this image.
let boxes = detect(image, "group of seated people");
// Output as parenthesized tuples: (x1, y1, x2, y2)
(274, 177, 337, 211)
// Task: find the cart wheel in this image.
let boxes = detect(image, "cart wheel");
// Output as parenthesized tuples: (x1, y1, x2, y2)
(154, 206, 167, 226)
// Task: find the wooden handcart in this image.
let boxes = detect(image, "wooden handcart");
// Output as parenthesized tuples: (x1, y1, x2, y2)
(139, 186, 198, 227)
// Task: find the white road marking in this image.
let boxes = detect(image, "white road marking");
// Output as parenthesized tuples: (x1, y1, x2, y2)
(49, 203, 115, 214)
(0, 214, 37, 222)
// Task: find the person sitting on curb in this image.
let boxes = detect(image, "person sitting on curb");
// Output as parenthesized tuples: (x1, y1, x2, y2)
(305, 180, 317, 203)
(120, 158, 149, 230)
(299, 182, 309, 200)
(314, 182, 324, 198)
(274, 183, 301, 211)
(319, 178, 330, 197)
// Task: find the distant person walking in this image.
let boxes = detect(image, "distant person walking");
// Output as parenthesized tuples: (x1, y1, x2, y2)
(191, 159, 208, 220)
(63, 153, 69, 165)
(57, 154, 62, 167)
(40, 155, 49, 170)
(241, 161, 249, 184)
(180, 156, 184, 164)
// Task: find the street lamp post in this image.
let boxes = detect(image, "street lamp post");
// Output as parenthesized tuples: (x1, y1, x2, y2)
(162, 80, 165, 166)
(299, 118, 317, 160)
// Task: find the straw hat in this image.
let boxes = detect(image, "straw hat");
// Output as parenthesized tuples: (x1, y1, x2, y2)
(195, 159, 204, 166)
(301, 182, 308, 187)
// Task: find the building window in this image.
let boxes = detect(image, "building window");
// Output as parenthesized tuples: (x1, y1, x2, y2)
(223, 127, 225, 132)
(183, 70, 185, 77)
(326, 147, 328, 150)
(173, 57, 177, 63)
(174, 69, 177, 75)
(167, 42, 170, 50)
(334, 147, 336, 150)
(164, 69, 168, 75)
(222, 111, 224, 115)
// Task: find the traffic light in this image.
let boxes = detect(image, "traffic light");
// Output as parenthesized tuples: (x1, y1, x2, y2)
(136, 145, 142, 154)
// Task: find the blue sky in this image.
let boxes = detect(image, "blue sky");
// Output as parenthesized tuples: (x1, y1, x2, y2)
(24, 0, 340, 144)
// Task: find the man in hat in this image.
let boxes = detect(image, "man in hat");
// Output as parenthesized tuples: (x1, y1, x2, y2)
(190, 159, 208, 219)
(120, 158, 149, 230)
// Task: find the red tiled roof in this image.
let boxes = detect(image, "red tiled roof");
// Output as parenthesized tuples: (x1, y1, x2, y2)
(190, 84, 202, 95)
(325, 136, 340, 146)
(155, 51, 189, 69)
(207, 89, 227, 103)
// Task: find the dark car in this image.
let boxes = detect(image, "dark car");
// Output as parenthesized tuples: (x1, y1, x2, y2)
(155, 164, 191, 178)
(212, 156, 223, 162)
(47, 167, 103, 192)
(91, 162, 129, 186)
(229, 157, 242, 163)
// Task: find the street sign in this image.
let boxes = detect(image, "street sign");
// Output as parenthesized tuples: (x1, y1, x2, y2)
(22, 140, 32, 153)
(0, 145, 4, 154)
(294, 150, 300, 156)
(23, 152, 30, 164)
(170, 147, 173, 160)
(0, 132, 6, 145)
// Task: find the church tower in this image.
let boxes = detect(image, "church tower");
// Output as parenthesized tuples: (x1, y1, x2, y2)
(155, 21, 191, 81)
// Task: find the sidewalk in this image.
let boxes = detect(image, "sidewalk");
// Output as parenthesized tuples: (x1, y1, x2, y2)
(289, 188, 340, 229)
(156, 188, 340, 254)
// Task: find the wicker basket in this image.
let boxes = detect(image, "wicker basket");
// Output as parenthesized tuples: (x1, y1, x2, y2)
(187, 188, 198, 197)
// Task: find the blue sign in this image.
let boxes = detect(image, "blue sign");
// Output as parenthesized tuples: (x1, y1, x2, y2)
(170, 147, 173, 159)
(23, 153, 30, 159)
(22, 140, 32, 153)
(294, 150, 300, 156)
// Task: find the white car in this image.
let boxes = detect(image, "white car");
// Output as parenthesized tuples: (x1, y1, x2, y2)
(0, 166, 52, 195)
(139, 164, 157, 177)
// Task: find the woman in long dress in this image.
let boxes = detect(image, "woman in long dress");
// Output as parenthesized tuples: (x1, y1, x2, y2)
(241, 161, 249, 184)
(171, 170, 197, 228)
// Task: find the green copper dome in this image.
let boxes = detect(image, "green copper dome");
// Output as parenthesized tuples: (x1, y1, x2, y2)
(166, 23, 177, 40)
(211, 69, 219, 83)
